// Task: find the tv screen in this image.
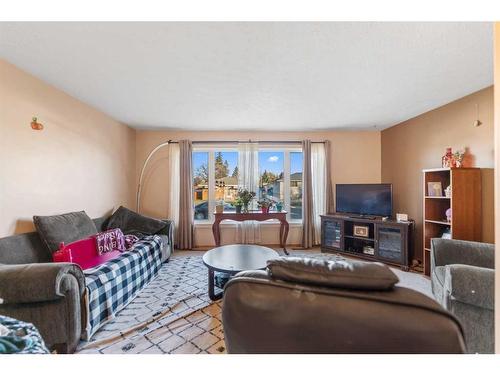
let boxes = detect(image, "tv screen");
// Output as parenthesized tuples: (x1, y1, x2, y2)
(336, 184, 392, 217)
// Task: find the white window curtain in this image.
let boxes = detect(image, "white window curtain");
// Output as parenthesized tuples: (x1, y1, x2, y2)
(168, 143, 180, 241)
(311, 143, 327, 245)
(236, 142, 261, 244)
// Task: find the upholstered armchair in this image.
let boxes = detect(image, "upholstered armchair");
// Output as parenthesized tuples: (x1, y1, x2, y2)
(431, 238, 495, 354)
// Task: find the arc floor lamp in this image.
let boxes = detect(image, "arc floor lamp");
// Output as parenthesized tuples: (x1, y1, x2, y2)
(136, 140, 172, 213)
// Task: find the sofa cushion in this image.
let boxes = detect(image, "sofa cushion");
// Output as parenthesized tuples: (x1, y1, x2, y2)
(33, 211, 98, 255)
(52, 235, 122, 271)
(267, 257, 399, 291)
(106, 206, 166, 236)
(0, 232, 51, 265)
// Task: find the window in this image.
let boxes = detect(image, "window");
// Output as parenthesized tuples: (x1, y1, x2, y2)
(258, 151, 284, 203)
(193, 151, 209, 220)
(214, 151, 238, 212)
(192, 145, 302, 222)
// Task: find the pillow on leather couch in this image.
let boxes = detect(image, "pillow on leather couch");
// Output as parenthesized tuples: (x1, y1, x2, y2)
(33, 211, 98, 255)
(267, 257, 399, 291)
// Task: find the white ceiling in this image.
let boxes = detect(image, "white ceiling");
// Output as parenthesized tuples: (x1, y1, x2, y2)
(0, 22, 493, 131)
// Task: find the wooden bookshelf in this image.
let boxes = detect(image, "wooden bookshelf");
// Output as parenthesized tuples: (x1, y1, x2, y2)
(422, 167, 482, 276)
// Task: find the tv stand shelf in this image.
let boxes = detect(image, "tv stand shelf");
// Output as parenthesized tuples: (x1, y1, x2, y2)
(344, 235, 375, 242)
(321, 214, 414, 271)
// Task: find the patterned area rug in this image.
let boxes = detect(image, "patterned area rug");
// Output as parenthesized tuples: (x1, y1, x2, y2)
(76, 249, 431, 354)
(77, 253, 224, 354)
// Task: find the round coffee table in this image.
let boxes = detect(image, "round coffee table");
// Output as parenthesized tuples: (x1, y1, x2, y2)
(202, 244, 280, 301)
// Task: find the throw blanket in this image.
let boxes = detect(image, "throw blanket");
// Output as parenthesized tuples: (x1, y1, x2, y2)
(0, 315, 49, 354)
(83, 235, 163, 339)
(124, 234, 139, 249)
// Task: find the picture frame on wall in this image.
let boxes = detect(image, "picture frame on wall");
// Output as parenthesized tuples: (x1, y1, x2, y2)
(427, 181, 443, 197)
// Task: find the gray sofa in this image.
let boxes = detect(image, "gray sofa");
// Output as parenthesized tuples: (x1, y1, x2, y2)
(0, 215, 173, 353)
(223, 257, 466, 353)
(431, 238, 495, 354)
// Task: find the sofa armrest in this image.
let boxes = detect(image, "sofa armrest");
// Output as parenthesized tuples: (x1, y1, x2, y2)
(443, 264, 494, 310)
(0, 263, 85, 304)
(158, 219, 174, 250)
(431, 238, 494, 269)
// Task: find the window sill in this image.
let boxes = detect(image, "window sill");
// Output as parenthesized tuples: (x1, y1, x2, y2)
(194, 220, 303, 228)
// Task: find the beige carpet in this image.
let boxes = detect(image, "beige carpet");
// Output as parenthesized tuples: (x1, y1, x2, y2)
(76, 248, 431, 354)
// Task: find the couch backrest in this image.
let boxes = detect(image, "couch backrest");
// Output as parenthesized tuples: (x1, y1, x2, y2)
(222, 271, 466, 354)
(0, 217, 109, 265)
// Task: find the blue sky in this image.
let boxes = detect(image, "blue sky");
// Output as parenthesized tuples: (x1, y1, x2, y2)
(193, 151, 302, 176)
(259, 151, 283, 174)
(290, 152, 303, 174)
(259, 151, 303, 174)
(220, 152, 238, 174)
(193, 151, 238, 176)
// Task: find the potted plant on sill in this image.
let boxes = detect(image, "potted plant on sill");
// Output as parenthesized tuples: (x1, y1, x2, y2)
(233, 197, 243, 214)
(237, 188, 256, 213)
(257, 197, 274, 214)
(275, 201, 283, 212)
(215, 199, 225, 214)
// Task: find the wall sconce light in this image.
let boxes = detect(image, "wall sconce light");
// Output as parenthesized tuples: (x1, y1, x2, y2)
(31, 117, 44, 130)
(473, 104, 482, 127)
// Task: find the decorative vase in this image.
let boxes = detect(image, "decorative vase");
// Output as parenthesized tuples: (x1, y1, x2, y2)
(276, 202, 283, 212)
(445, 208, 452, 222)
(235, 205, 242, 214)
(442, 147, 453, 168)
(261, 207, 269, 214)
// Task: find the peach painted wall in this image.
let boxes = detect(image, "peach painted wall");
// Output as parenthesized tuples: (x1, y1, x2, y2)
(0, 60, 136, 237)
(136, 130, 382, 247)
(494, 22, 499, 355)
(381, 87, 495, 263)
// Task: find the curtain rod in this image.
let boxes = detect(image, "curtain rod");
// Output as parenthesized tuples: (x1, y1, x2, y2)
(164, 140, 326, 144)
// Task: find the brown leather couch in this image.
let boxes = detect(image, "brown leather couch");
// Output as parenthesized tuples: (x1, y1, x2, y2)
(222, 257, 466, 354)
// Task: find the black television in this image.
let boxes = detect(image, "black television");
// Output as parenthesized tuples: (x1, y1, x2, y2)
(335, 184, 392, 217)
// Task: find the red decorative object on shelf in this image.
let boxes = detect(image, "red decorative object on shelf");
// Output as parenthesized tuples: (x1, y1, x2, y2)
(441, 147, 453, 168)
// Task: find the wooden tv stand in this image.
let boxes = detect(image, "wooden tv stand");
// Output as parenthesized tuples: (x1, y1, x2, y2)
(321, 214, 414, 271)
